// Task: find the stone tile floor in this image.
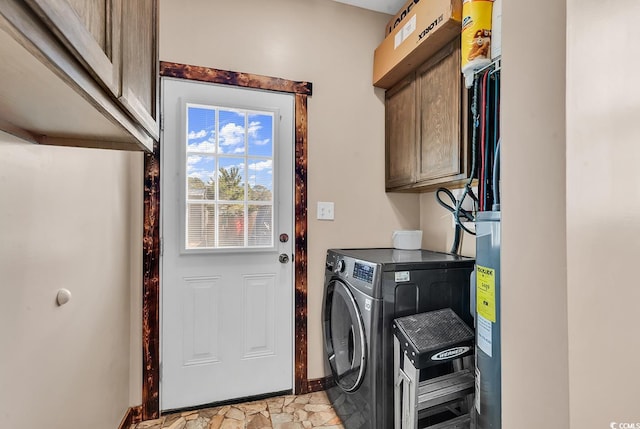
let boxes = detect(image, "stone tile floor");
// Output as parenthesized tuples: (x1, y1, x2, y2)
(132, 391, 344, 429)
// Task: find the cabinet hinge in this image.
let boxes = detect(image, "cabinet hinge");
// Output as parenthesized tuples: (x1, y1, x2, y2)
(160, 113, 164, 132)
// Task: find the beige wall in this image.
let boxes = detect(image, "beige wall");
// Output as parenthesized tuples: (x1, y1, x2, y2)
(159, 0, 420, 380)
(566, 0, 640, 427)
(501, 0, 570, 426)
(419, 191, 476, 257)
(0, 133, 142, 429)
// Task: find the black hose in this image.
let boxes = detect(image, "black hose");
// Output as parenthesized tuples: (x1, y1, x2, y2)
(469, 74, 481, 188)
(436, 188, 462, 254)
(492, 138, 501, 210)
(457, 74, 481, 214)
(483, 71, 492, 210)
(435, 188, 476, 254)
(492, 70, 501, 211)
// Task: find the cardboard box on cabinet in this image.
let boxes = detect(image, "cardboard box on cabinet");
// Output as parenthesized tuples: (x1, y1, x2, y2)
(373, 0, 462, 89)
(385, 0, 421, 36)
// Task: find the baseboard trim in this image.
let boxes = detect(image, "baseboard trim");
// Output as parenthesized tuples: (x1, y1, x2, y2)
(306, 376, 334, 393)
(118, 405, 142, 429)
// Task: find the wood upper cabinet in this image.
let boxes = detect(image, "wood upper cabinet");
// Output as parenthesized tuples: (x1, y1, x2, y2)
(0, 0, 158, 150)
(24, 0, 123, 96)
(118, 0, 159, 140)
(26, 0, 159, 141)
(385, 37, 470, 192)
(385, 74, 416, 188)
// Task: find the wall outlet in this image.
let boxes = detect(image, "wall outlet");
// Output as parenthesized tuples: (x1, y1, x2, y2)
(317, 202, 335, 220)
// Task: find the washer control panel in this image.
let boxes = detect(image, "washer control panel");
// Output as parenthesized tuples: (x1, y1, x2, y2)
(326, 251, 382, 297)
(353, 261, 374, 284)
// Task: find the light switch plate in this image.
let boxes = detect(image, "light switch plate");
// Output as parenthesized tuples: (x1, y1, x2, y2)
(317, 202, 335, 220)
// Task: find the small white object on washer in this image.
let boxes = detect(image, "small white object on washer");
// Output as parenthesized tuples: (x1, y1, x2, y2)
(392, 230, 422, 250)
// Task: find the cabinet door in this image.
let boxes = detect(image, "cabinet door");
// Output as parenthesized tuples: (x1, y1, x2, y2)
(119, 0, 159, 141)
(416, 38, 462, 182)
(385, 74, 416, 189)
(24, 0, 122, 96)
(23, 0, 159, 141)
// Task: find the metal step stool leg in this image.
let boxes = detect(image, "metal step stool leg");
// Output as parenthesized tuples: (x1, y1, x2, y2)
(452, 358, 469, 415)
(394, 335, 402, 429)
(462, 355, 475, 415)
(402, 352, 420, 429)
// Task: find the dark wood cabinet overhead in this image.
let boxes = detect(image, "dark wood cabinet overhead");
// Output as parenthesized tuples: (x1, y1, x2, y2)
(385, 37, 471, 192)
(0, 0, 158, 151)
(385, 74, 416, 189)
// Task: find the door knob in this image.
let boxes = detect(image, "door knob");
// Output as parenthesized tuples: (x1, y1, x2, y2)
(279, 253, 290, 264)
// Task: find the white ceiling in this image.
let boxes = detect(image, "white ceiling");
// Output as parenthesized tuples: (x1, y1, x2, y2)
(331, 0, 406, 15)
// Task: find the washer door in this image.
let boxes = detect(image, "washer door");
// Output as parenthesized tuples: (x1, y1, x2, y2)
(323, 279, 367, 392)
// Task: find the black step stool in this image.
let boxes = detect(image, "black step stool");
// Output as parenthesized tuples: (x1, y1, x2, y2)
(393, 308, 475, 429)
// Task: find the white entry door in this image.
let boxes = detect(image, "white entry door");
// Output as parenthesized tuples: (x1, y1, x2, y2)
(161, 77, 294, 411)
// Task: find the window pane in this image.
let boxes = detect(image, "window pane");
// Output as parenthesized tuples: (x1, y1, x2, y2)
(249, 205, 273, 246)
(187, 155, 215, 200)
(219, 109, 246, 154)
(248, 113, 273, 157)
(218, 158, 245, 201)
(218, 204, 245, 247)
(187, 106, 216, 153)
(183, 104, 277, 251)
(187, 203, 215, 248)
(247, 158, 273, 202)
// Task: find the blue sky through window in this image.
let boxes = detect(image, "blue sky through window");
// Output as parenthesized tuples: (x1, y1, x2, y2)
(219, 110, 245, 154)
(186, 106, 215, 153)
(186, 104, 274, 192)
(248, 113, 273, 157)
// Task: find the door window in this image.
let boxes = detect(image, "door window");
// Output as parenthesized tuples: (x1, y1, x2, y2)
(185, 104, 275, 250)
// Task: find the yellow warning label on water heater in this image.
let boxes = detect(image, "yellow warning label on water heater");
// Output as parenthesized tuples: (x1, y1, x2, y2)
(476, 265, 496, 322)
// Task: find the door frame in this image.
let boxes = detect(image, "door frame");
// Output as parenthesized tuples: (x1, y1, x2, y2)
(141, 62, 312, 420)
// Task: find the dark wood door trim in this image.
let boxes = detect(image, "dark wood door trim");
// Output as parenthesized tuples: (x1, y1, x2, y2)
(142, 140, 160, 420)
(142, 62, 312, 420)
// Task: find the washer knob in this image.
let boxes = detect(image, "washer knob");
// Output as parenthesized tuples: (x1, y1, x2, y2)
(336, 259, 346, 273)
